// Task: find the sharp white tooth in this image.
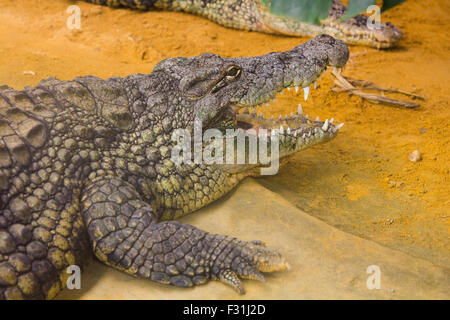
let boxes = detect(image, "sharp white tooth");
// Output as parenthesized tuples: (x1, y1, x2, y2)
(265, 102, 269, 107)
(314, 128, 318, 133)
(329, 118, 334, 124)
(272, 97, 276, 102)
(302, 133, 306, 139)
(295, 85, 299, 93)
(294, 131, 297, 137)
(314, 81, 317, 90)
(337, 67, 342, 75)
(287, 86, 291, 91)
(305, 114, 309, 119)
(297, 104, 303, 115)
(284, 115, 287, 120)
(270, 115, 274, 120)
(271, 129, 276, 136)
(319, 74, 322, 81)
(279, 91, 283, 95)
(315, 116, 319, 122)
(336, 123, 344, 130)
(322, 119, 329, 131)
(290, 112, 294, 118)
(308, 132, 311, 137)
(303, 86, 310, 101)
(279, 126, 284, 134)
(278, 114, 282, 120)
(287, 127, 291, 134)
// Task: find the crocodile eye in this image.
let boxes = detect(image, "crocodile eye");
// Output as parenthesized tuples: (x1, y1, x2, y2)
(225, 65, 242, 80)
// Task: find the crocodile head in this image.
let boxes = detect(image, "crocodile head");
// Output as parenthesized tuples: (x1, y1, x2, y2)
(150, 35, 348, 175)
(254, 0, 402, 49)
(322, 0, 403, 49)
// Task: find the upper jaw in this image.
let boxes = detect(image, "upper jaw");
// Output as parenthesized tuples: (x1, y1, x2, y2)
(231, 35, 349, 112)
(233, 63, 340, 113)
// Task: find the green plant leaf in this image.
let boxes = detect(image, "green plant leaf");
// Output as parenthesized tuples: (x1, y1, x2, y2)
(382, 0, 406, 12)
(261, 0, 270, 7)
(264, 0, 333, 26)
(340, 0, 376, 20)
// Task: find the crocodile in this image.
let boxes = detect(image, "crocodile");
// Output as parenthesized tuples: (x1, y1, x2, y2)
(0, 34, 348, 299)
(83, 0, 402, 49)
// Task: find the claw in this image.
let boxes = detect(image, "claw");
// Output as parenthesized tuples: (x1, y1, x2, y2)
(249, 240, 266, 247)
(219, 269, 245, 294)
(241, 268, 266, 282)
(216, 240, 288, 294)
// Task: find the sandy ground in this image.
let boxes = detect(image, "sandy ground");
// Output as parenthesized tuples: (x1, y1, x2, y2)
(0, 0, 449, 298)
(58, 180, 450, 299)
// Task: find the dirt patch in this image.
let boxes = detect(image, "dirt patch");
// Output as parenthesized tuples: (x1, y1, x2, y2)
(0, 0, 448, 271)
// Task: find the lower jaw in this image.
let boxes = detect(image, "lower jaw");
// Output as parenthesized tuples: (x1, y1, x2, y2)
(233, 110, 343, 140)
(346, 37, 395, 49)
(229, 120, 339, 154)
(217, 132, 336, 176)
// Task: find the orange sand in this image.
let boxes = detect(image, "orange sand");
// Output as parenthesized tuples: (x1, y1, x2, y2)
(0, 0, 448, 270)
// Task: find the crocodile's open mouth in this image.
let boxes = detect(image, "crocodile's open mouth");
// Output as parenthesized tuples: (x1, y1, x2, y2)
(228, 67, 344, 142)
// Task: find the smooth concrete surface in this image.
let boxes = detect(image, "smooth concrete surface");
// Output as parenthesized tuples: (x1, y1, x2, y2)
(58, 179, 450, 299)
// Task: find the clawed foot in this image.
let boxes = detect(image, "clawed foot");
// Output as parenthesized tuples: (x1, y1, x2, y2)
(213, 239, 289, 294)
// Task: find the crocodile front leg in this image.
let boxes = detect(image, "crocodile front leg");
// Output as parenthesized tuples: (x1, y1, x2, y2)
(81, 177, 289, 293)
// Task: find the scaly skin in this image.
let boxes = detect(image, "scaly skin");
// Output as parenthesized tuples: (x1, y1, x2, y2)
(84, 0, 402, 48)
(0, 35, 348, 299)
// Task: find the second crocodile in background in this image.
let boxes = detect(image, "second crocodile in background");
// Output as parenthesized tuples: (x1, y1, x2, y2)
(84, 0, 402, 48)
(0, 35, 349, 299)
